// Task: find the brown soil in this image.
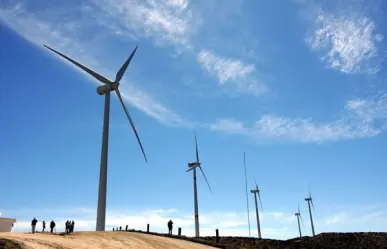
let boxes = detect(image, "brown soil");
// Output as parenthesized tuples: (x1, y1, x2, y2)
(2, 231, 386, 249)
(0, 231, 217, 249)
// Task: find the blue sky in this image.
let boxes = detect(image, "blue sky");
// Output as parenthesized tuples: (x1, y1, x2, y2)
(1, 0, 387, 239)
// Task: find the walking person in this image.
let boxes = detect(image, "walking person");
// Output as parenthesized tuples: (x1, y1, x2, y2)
(167, 220, 173, 235)
(31, 217, 38, 234)
(42, 221, 46, 232)
(50, 220, 56, 233)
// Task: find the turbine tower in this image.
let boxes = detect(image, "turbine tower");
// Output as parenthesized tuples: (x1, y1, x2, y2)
(305, 188, 316, 236)
(295, 205, 304, 238)
(186, 131, 211, 238)
(43, 45, 147, 231)
(250, 176, 263, 239)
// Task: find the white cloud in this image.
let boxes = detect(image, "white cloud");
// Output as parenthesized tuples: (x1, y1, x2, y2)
(208, 119, 248, 134)
(316, 205, 387, 232)
(90, 0, 201, 49)
(197, 50, 268, 96)
(0, 2, 189, 127)
(306, 9, 384, 74)
(7, 207, 300, 239)
(7, 204, 387, 238)
(208, 94, 387, 143)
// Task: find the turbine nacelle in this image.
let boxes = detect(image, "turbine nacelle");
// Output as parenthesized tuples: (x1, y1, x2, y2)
(250, 189, 259, 193)
(97, 82, 120, 95)
(187, 162, 200, 172)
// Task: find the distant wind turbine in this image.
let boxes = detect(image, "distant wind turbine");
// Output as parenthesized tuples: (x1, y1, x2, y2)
(243, 152, 251, 238)
(305, 187, 316, 236)
(250, 176, 263, 239)
(295, 204, 304, 238)
(186, 131, 211, 238)
(43, 45, 147, 231)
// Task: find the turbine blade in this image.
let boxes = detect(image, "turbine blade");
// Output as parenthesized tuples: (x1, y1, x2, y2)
(114, 88, 147, 163)
(198, 165, 212, 193)
(253, 176, 258, 190)
(43, 45, 111, 85)
(194, 131, 200, 163)
(300, 213, 305, 228)
(298, 204, 300, 214)
(186, 164, 197, 172)
(311, 199, 316, 212)
(258, 191, 263, 212)
(115, 46, 138, 83)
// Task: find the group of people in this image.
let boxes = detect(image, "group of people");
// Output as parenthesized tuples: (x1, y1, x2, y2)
(65, 220, 75, 234)
(30, 217, 73, 234)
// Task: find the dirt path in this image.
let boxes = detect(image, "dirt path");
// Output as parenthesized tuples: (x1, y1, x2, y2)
(0, 232, 217, 249)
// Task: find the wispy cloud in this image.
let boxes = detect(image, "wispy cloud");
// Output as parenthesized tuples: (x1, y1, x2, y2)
(197, 50, 268, 96)
(89, 0, 202, 49)
(208, 94, 387, 143)
(0, 1, 189, 127)
(316, 204, 387, 232)
(305, 4, 384, 74)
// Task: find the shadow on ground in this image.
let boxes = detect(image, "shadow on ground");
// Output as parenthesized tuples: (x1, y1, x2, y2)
(0, 238, 22, 249)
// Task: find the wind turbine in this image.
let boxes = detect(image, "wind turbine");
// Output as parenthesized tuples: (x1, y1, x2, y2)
(43, 45, 147, 231)
(186, 131, 211, 238)
(250, 176, 263, 239)
(305, 188, 316, 236)
(295, 205, 304, 238)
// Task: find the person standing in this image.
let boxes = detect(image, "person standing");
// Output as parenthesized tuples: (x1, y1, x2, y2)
(65, 220, 69, 234)
(167, 220, 173, 235)
(50, 220, 56, 233)
(71, 220, 75, 233)
(31, 217, 38, 234)
(42, 221, 46, 232)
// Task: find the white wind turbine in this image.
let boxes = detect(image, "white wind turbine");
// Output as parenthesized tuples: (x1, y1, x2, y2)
(186, 131, 211, 238)
(295, 204, 304, 238)
(305, 188, 316, 236)
(43, 45, 147, 231)
(250, 176, 263, 239)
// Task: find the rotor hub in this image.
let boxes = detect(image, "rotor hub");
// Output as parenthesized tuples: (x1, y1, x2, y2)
(111, 82, 119, 90)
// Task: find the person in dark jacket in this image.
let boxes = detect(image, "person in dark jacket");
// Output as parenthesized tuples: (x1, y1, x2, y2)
(31, 218, 38, 234)
(65, 220, 69, 234)
(50, 220, 56, 233)
(70, 220, 75, 233)
(167, 220, 173, 235)
(42, 221, 46, 232)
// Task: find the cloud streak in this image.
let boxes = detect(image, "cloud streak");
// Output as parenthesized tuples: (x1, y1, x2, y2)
(208, 94, 387, 143)
(0, 1, 190, 127)
(89, 0, 202, 49)
(197, 49, 268, 96)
